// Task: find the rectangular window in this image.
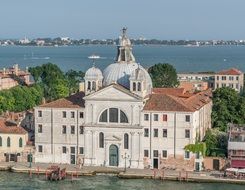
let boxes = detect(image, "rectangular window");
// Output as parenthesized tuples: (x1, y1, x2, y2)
(163, 129, 167, 138)
(162, 150, 167, 158)
(71, 111, 75, 118)
(216, 76, 219, 80)
(154, 114, 158, 121)
(185, 115, 190, 122)
(38, 124, 42, 133)
(71, 125, 75, 134)
(79, 126, 84, 134)
(62, 111, 67, 118)
(109, 108, 118, 123)
(154, 129, 158, 137)
(144, 128, 149, 137)
(236, 76, 239, 81)
(38, 145, 43, 153)
(80, 112, 84, 118)
(144, 150, 149, 157)
(38, 111, 42, 117)
(62, 146, 66, 154)
(162, 114, 168, 121)
(222, 76, 226, 80)
(62, 125, 66, 134)
(153, 150, 158, 157)
(70, 147, 75, 154)
(79, 147, 84, 154)
(144, 114, 149, 121)
(185, 129, 190, 138)
(185, 151, 190, 159)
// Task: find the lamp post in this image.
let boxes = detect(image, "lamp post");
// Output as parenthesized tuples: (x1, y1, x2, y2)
(29, 149, 32, 168)
(122, 152, 129, 172)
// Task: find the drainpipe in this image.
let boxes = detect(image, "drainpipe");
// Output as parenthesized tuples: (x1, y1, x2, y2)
(150, 112, 152, 161)
(51, 108, 54, 163)
(174, 112, 176, 158)
(76, 109, 79, 165)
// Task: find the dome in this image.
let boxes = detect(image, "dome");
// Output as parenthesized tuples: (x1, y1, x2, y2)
(103, 63, 152, 90)
(85, 66, 103, 80)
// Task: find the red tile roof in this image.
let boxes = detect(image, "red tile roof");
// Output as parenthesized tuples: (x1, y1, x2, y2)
(0, 119, 27, 134)
(144, 89, 212, 112)
(217, 68, 243, 75)
(39, 91, 85, 108)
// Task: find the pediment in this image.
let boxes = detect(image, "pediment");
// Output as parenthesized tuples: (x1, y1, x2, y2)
(84, 84, 142, 101)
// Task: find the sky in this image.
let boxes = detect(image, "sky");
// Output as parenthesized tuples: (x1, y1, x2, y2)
(1, 0, 245, 40)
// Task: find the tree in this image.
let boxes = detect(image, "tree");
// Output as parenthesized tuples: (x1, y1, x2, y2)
(203, 129, 228, 157)
(211, 87, 241, 131)
(65, 70, 84, 95)
(148, 63, 179, 87)
(29, 63, 70, 101)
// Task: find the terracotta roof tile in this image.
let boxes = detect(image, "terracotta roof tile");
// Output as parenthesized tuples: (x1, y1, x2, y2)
(39, 91, 85, 108)
(0, 119, 27, 134)
(217, 68, 243, 75)
(144, 89, 212, 112)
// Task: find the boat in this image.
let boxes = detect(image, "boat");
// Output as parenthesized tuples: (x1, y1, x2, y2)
(46, 165, 66, 181)
(88, 54, 101, 59)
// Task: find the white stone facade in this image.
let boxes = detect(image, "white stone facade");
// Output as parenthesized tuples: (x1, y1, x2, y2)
(34, 29, 212, 170)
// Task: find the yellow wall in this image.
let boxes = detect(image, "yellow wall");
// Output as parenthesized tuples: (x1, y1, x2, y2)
(0, 133, 28, 153)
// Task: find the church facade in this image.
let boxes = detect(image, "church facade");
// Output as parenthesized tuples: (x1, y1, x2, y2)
(34, 29, 212, 171)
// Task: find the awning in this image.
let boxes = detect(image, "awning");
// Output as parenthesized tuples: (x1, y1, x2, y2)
(231, 160, 245, 168)
(226, 168, 238, 172)
(238, 169, 245, 173)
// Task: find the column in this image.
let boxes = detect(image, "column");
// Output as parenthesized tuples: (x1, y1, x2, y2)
(130, 132, 137, 168)
(84, 130, 92, 166)
(138, 132, 144, 168)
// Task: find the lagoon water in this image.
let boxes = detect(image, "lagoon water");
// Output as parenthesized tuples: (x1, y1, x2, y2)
(0, 45, 245, 72)
(0, 172, 243, 190)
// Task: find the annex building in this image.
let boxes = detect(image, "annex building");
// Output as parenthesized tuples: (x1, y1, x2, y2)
(34, 29, 212, 171)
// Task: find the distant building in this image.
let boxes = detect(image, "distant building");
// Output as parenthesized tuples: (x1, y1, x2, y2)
(34, 29, 212, 171)
(177, 73, 214, 89)
(0, 64, 31, 90)
(178, 80, 209, 93)
(0, 118, 30, 162)
(228, 124, 245, 168)
(214, 68, 244, 92)
(178, 68, 244, 92)
(19, 37, 30, 44)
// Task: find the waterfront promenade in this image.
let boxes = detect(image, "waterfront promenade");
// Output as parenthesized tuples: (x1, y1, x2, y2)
(0, 162, 245, 185)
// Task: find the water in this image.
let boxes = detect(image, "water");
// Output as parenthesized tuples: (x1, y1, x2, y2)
(0, 172, 243, 190)
(0, 45, 245, 73)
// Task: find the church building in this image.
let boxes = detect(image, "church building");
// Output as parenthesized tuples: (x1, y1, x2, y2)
(34, 29, 212, 171)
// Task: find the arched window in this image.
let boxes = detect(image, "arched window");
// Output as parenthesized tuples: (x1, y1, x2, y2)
(0, 136, 2, 147)
(92, 81, 96, 91)
(99, 109, 108, 122)
(120, 110, 128, 123)
(7, 137, 11, 147)
(138, 82, 141, 91)
(87, 81, 91, 90)
(99, 132, 104, 148)
(124, 133, 129, 149)
(99, 108, 129, 124)
(19, 138, 23, 147)
(133, 82, 136, 91)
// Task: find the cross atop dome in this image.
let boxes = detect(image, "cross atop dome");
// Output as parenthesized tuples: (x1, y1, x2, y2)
(122, 27, 127, 38)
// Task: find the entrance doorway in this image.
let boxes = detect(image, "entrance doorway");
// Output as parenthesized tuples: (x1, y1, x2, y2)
(70, 147, 76, 164)
(213, 159, 220, 170)
(109, 144, 119, 166)
(153, 158, 159, 169)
